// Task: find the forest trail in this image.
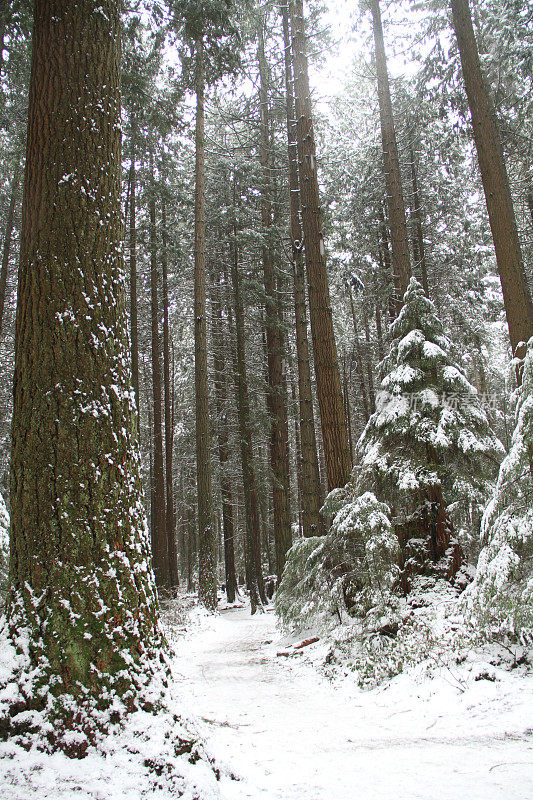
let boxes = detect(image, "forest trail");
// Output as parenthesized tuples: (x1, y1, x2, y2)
(173, 606, 533, 800)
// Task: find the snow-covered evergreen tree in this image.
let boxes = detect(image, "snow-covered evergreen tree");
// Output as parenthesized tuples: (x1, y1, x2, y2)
(276, 492, 397, 632)
(464, 338, 533, 639)
(355, 278, 504, 584)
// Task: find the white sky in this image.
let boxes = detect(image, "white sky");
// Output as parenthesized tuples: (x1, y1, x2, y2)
(311, 0, 426, 111)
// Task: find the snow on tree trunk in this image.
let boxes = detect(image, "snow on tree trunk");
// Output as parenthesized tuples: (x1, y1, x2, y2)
(2, 0, 163, 754)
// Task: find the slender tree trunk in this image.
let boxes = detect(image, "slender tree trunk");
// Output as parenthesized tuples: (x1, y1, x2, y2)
(451, 0, 533, 370)
(229, 212, 265, 612)
(281, 2, 323, 535)
(370, 0, 411, 312)
(362, 305, 376, 413)
(6, 0, 161, 744)
(349, 290, 370, 423)
(0, 159, 20, 340)
(212, 291, 238, 604)
(0, 17, 4, 82)
(186, 497, 196, 594)
(289, 376, 304, 537)
(194, 40, 217, 609)
(372, 271, 385, 360)
(149, 149, 168, 589)
(407, 135, 430, 297)
(129, 139, 139, 409)
(289, 0, 351, 492)
(161, 192, 178, 589)
(142, 361, 156, 550)
(342, 355, 354, 463)
(258, 25, 292, 575)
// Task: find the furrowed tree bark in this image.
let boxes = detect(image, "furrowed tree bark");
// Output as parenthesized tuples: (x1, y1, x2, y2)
(289, 0, 351, 493)
(161, 191, 178, 589)
(281, 1, 323, 536)
(451, 0, 533, 373)
(149, 148, 168, 589)
(258, 23, 292, 575)
(211, 291, 237, 604)
(194, 39, 217, 610)
(370, 0, 411, 312)
(5, 0, 161, 750)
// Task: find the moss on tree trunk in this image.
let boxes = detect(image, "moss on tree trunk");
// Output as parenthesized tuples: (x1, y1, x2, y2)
(4, 0, 163, 753)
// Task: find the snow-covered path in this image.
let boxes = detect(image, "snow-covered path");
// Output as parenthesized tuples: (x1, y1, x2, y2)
(174, 606, 533, 800)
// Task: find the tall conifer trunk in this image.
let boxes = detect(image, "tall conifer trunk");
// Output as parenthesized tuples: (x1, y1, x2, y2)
(5, 0, 161, 747)
(229, 206, 266, 612)
(281, 2, 323, 536)
(370, 0, 411, 312)
(149, 149, 168, 589)
(194, 40, 216, 609)
(289, 0, 351, 492)
(258, 24, 292, 574)
(450, 0, 533, 371)
(161, 192, 178, 589)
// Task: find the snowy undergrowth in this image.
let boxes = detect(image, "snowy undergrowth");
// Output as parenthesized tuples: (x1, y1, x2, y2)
(276, 565, 531, 691)
(0, 596, 238, 800)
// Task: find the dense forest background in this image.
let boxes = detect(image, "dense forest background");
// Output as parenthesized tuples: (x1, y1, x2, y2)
(0, 0, 531, 602)
(0, 0, 531, 700)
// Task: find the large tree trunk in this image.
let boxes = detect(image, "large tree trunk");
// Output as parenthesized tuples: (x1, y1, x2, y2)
(0, 159, 20, 339)
(289, 0, 351, 492)
(5, 0, 161, 750)
(370, 0, 411, 312)
(451, 0, 533, 372)
(258, 25, 292, 575)
(194, 40, 217, 610)
(161, 192, 178, 589)
(281, 2, 323, 536)
(149, 149, 168, 589)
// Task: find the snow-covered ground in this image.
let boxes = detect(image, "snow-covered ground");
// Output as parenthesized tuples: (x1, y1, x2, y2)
(1, 602, 532, 799)
(175, 605, 533, 800)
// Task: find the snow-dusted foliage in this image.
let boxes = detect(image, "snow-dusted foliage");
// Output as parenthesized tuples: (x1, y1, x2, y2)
(463, 339, 533, 639)
(355, 278, 504, 559)
(0, 495, 9, 607)
(276, 493, 397, 633)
